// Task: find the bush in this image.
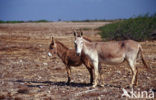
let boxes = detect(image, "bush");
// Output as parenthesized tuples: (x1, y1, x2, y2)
(98, 14, 156, 41)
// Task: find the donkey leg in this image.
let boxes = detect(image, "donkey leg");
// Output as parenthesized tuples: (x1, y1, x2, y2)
(66, 66, 71, 85)
(87, 68, 93, 85)
(83, 59, 93, 85)
(98, 63, 104, 87)
(128, 59, 138, 88)
(135, 67, 138, 86)
(92, 61, 99, 87)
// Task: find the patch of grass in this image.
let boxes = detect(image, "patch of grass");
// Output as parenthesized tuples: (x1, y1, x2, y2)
(98, 14, 156, 41)
(0, 20, 24, 23)
(70, 19, 116, 22)
(0, 20, 5, 23)
(0, 20, 49, 23)
(31, 20, 49, 23)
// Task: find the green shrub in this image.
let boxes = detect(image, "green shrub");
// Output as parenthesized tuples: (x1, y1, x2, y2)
(33, 20, 48, 23)
(98, 14, 156, 41)
(6, 21, 24, 23)
(0, 20, 49, 23)
(0, 20, 5, 23)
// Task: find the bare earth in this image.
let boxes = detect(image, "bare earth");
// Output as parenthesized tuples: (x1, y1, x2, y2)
(0, 22, 156, 100)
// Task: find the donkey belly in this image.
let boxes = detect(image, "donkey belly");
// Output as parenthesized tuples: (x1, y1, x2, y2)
(100, 56, 125, 64)
(68, 58, 82, 66)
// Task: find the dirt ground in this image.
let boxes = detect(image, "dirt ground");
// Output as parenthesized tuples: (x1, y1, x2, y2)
(0, 22, 156, 100)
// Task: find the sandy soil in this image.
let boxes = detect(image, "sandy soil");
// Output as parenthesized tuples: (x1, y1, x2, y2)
(0, 22, 156, 100)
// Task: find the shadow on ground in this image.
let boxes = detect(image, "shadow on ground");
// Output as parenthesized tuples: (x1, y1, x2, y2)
(11, 80, 123, 89)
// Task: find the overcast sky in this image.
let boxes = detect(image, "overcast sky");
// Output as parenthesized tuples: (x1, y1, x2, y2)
(0, 0, 156, 21)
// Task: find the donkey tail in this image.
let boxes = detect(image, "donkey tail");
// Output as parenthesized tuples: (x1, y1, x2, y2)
(139, 45, 150, 70)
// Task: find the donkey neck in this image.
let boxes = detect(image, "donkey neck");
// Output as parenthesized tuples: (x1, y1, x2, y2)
(82, 39, 97, 59)
(56, 42, 68, 59)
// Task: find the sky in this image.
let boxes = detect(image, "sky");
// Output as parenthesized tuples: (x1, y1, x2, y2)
(0, 0, 156, 21)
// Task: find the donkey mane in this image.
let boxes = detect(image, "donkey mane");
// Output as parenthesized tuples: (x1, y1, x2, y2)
(83, 36, 92, 42)
(56, 40, 69, 50)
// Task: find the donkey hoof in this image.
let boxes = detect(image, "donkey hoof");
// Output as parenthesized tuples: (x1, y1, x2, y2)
(89, 83, 93, 86)
(92, 84, 97, 88)
(99, 84, 105, 87)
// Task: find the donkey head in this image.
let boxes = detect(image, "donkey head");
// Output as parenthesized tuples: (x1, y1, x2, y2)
(73, 30, 84, 56)
(48, 37, 57, 56)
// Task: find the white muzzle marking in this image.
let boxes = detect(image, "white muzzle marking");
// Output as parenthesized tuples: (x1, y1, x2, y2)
(48, 52, 52, 57)
(76, 49, 81, 55)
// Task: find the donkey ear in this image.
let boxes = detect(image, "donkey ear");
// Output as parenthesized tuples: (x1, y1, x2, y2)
(80, 31, 83, 36)
(52, 36, 54, 43)
(73, 30, 77, 37)
(79, 29, 83, 37)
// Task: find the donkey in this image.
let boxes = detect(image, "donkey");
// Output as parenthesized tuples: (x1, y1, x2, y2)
(74, 31, 150, 88)
(48, 37, 94, 85)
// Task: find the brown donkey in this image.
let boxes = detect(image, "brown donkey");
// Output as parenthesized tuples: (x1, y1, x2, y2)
(74, 31, 150, 88)
(48, 37, 94, 85)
